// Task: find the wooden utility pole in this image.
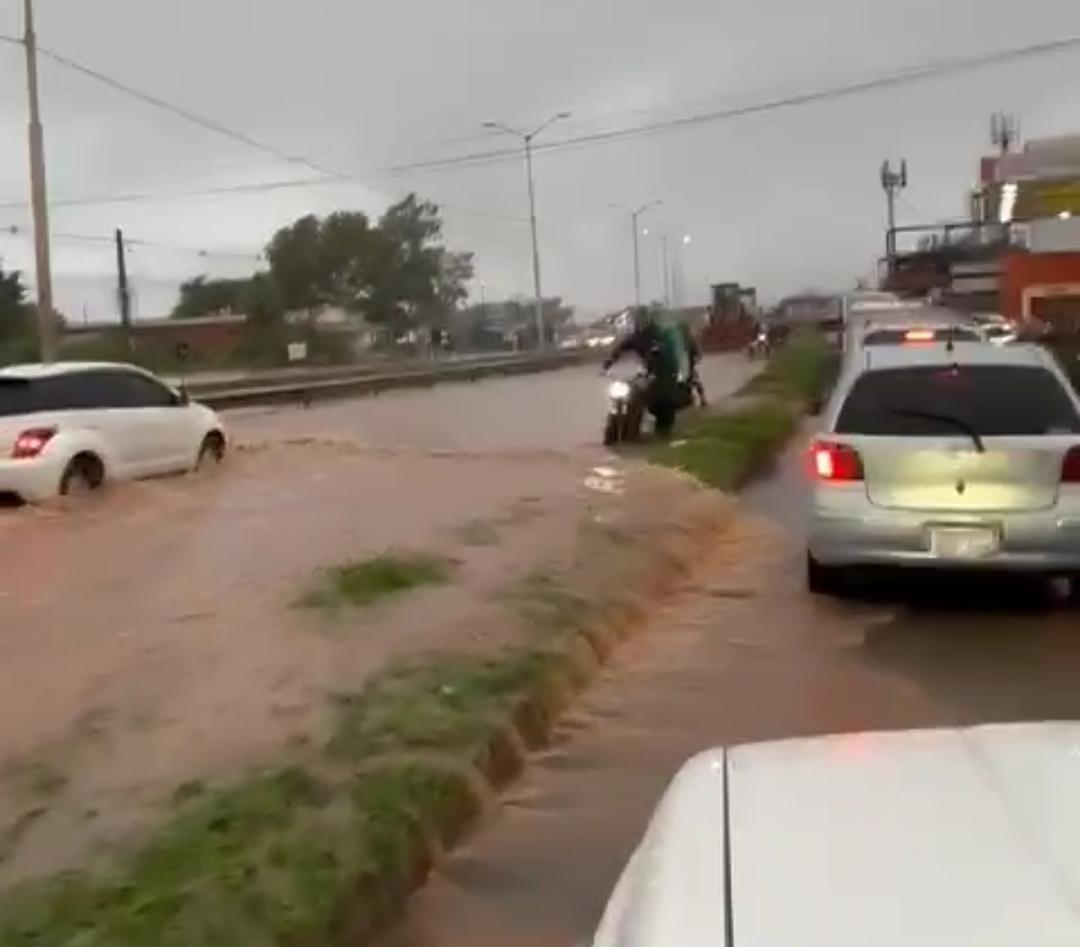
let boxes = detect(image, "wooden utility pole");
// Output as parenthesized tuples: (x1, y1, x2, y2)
(22, 0, 57, 362)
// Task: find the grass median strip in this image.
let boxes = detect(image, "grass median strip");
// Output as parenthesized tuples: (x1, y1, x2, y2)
(0, 764, 479, 946)
(649, 400, 798, 490)
(298, 553, 454, 610)
(649, 331, 834, 490)
(0, 576, 593, 946)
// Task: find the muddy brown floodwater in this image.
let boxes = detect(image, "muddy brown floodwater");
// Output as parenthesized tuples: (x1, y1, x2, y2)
(376, 428, 1080, 947)
(0, 356, 753, 885)
(228, 355, 756, 451)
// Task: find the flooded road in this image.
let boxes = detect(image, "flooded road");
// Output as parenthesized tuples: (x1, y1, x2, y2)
(228, 354, 755, 452)
(376, 431, 1080, 947)
(0, 353, 753, 884)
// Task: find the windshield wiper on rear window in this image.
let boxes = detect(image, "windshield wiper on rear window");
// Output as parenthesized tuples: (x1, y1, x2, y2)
(886, 407, 986, 453)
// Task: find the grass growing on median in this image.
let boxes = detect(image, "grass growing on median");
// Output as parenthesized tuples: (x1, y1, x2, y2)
(328, 650, 560, 764)
(650, 400, 798, 491)
(0, 763, 478, 947)
(298, 552, 453, 610)
(0, 647, 568, 947)
(649, 331, 834, 490)
(739, 330, 838, 404)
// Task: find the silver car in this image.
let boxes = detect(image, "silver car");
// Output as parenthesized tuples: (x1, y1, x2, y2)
(807, 342, 1080, 593)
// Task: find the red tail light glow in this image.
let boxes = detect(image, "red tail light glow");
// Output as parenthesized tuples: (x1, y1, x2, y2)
(12, 427, 56, 460)
(1062, 446, 1080, 483)
(810, 440, 864, 483)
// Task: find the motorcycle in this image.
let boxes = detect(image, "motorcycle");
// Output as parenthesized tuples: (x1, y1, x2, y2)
(603, 372, 694, 446)
(603, 374, 646, 446)
(746, 329, 771, 360)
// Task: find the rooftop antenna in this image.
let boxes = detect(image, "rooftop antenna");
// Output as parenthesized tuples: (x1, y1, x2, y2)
(991, 111, 1020, 156)
(880, 159, 908, 264)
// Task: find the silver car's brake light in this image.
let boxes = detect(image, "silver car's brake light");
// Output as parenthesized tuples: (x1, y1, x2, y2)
(810, 440, 864, 483)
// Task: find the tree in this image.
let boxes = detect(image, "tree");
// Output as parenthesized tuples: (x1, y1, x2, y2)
(0, 262, 33, 356)
(266, 214, 326, 314)
(262, 194, 472, 338)
(171, 276, 251, 319)
(435, 250, 474, 326)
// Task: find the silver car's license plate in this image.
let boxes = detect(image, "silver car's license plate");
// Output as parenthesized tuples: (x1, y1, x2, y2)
(930, 527, 999, 560)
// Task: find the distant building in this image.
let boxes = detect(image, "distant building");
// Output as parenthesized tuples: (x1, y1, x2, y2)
(884, 132, 1080, 328)
(62, 314, 247, 361)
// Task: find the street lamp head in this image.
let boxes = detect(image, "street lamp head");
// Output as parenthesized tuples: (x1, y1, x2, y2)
(682, 234, 692, 245)
(557, 111, 572, 120)
(482, 121, 499, 129)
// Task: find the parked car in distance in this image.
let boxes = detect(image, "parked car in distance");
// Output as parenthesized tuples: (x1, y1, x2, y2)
(0, 362, 226, 502)
(807, 342, 1080, 594)
(588, 723, 1080, 946)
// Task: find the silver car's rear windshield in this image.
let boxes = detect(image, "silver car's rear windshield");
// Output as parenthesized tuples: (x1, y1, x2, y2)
(836, 365, 1080, 437)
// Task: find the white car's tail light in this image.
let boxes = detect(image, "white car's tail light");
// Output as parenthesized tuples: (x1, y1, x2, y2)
(810, 440, 864, 483)
(1062, 446, 1080, 483)
(12, 427, 56, 460)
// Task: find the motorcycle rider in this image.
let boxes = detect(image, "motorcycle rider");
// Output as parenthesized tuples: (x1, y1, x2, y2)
(602, 306, 689, 438)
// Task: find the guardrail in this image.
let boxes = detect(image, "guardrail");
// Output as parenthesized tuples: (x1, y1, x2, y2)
(189, 351, 595, 410)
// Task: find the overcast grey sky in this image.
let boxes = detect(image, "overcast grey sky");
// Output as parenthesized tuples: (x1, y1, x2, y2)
(1, 0, 1079, 322)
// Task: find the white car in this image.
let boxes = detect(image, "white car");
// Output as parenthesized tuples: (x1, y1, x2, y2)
(0, 362, 225, 501)
(807, 342, 1080, 592)
(590, 723, 1080, 946)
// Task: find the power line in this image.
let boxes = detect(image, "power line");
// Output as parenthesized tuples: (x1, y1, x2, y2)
(3, 32, 1079, 210)
(1, 223, 263, 261)
(0, 32, 341, 179)
(0, 32, 527, 225)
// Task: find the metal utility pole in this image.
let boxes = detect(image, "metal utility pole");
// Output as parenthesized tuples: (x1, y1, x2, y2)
(880, 159, 908, 265)
(22, 0, 57, 362)
(523, 139, 543, 347)
(483, 112, 570, 350)
(115, 229, 133, 352)
(661, 236, 671, 309)
(672, 234, 691, 310)
(629, 200, 661, 307)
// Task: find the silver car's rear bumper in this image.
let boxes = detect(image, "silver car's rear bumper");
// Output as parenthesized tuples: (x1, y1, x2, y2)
(809, 488, 1080, 571)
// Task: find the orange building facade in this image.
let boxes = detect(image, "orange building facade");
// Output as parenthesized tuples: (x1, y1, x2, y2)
(1000, 250, 1080, 329)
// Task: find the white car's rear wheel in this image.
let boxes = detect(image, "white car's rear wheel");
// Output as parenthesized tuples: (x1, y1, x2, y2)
(59, 454, 105, 497)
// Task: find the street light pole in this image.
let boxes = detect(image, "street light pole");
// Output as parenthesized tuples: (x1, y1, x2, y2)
(484, 112, 569, 350)
(661, 236, 671, 309)
(523, 137, 543, 349)
(629, 200, 661, 307)
(22, 0, 57, 362)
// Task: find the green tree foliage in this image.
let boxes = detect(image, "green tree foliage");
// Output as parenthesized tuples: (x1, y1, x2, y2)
(170, 275, 252, 319)
(265, 214, 328, 313)
(0, 262, 34, 360)
(263, 195, 473, 336)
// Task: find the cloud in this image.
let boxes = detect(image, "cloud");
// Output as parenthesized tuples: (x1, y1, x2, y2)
(1, 0, 1079, 320)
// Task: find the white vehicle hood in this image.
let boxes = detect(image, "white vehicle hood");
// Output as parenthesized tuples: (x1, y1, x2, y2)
(591, 723, 1080, 947)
